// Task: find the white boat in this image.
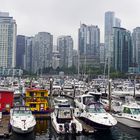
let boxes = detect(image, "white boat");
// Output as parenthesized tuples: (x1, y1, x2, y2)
(113, 97, 140, 128)
(10, 106, 36, 133)
(51, 104, 82, 134)
(74, 93, 117, 130)
(74, 94, 95, 110)
(53, 96, 69, 106)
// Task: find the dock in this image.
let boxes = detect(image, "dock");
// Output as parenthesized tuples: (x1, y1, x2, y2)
(0, 115, 10, 137)
(76, 118, 96, 134)
(35, 114, 51, 119)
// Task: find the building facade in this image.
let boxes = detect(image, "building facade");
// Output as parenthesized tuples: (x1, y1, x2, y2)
(113, 27, 132, 73)
(57, 36, 73, 68)
(78, 24, 100, 70)
(32, 32, 53, 73)
(132, 27, 140, 73)
(100, 43, 105, 64)
(24, 37, 33, 72)
(16, 35, 26, 69)
(104, 11, 121, 66)
(0, 12, 17, 68)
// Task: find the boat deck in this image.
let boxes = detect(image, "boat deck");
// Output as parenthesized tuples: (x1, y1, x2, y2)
(0, 115, 10, 137)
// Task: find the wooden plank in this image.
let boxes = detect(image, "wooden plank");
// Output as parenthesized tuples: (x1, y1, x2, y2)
(0, 115, 10, 137)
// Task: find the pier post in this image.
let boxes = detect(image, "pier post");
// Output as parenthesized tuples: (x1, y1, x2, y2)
(73, 80, 76, 98)
(49, 78, 53, 107)
(134, 76, 136, 98)
(108, 79, 112, 112)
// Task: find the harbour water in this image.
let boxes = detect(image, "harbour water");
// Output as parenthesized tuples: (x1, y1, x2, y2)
(9, 119, 140, 140)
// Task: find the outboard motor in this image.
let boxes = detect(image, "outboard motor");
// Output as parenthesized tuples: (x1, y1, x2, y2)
(71, 123, 76, 134)
(64, 122, 69, 133)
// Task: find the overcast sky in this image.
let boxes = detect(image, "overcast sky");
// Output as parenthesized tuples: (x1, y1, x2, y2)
(0, 0, 140, 49)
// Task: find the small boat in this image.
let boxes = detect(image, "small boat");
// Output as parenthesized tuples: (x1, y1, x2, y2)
(53, 96, 69, 106)
(80, 102, 117, 130)
(10, 106, 36, 133)
(113, 97, 140, 128)
(51, 104, 82, 134)
(74, 93, 117, 130)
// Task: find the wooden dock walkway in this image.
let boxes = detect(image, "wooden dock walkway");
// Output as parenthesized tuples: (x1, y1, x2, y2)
(76, 118, 96, 134)
(35, 114, 51, 119)
(0, 115, 10, 137)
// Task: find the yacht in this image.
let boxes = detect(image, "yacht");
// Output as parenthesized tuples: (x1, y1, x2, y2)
(51, 104, 82, 134)
(53, 96, 69, 107)
(113, 97, 140, 128)
(74, 93, 117, 130)
(10, 106, 36, 133)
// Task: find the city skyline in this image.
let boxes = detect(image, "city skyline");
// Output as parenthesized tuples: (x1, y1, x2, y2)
(0, 0, 140, 49)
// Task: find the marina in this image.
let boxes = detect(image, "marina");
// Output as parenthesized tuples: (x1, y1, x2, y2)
(0, 76, 140, 140)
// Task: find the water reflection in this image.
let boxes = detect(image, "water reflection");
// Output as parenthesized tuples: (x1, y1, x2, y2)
(35, 119, 48, 135)
(9, 118, 140, 140)
(10, 131, 35, 140)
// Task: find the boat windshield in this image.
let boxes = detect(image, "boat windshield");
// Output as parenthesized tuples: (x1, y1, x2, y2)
(131, 108, 140, 115)
(83, 96, 95, 105)
(86, 103, 106, 113)
(58, 108, 72, 119)
(13, 110, 32, 115)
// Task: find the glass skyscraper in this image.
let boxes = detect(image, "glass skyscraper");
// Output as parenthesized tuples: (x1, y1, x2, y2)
(32, 32, 53, 73)
(57, 36, 73, 68)
(104, 11, 121, 66)
(0, 12, 17, 68)
(132, 27, 140, 72)
(113, 27, 132, 73)
(78, 24, 100, 69)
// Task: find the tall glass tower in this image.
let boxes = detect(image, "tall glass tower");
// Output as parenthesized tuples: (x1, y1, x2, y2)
(0, 12, 17, 68)
(113, 27, 132, 73)
(78, 24, 100, 69)
(132, 27, 140, 72)
(57, 36, 73, 68)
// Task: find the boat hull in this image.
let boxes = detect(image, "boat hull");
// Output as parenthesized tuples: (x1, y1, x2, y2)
(80, 117, 113, 130)
(114, 115, 140, 128)
(12, 126, 34, 134)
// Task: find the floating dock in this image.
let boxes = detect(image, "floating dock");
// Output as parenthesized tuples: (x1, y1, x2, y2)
(0, 115, 10, 137)
(76, 118, 96, 134)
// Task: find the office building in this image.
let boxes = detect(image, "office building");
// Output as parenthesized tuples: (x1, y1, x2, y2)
(78, 24, 100, 70)
(57, 36, 73, 68)
(113, 27, 132, 73)
(0, 12, 17, 68)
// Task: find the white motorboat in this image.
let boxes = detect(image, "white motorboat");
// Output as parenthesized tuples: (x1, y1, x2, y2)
(10, 106, 36, 133)
(53, 96, 69, 106)
(51, 104, 82, 134)
(113, 97, 140, 128)
(74, 93, 117, 130)
(80, 102, 117, 130)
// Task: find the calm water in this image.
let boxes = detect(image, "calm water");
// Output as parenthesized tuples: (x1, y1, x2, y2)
(8, 118, 140, 140)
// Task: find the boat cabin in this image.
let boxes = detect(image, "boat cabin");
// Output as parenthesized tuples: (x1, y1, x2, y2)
(0, 89, 14, 113)
(25, 88, 49, 112)
(122, 105, 140, 115)
(55, 104, 73, 123)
